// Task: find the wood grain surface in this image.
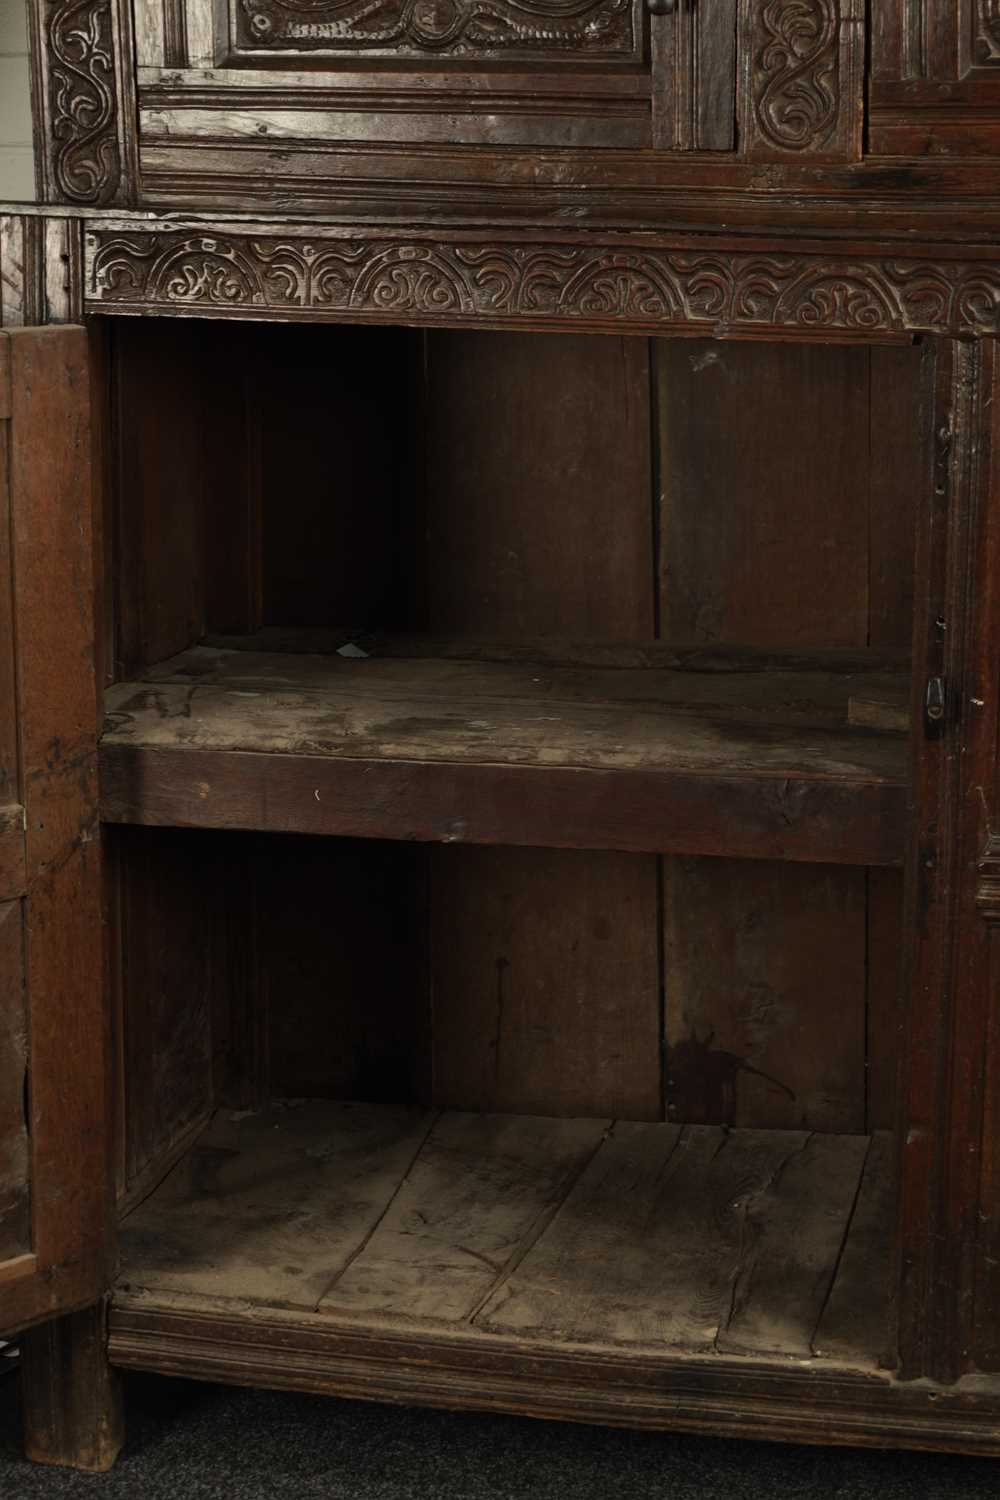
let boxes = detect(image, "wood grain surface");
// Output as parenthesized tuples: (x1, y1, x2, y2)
(119, 1102, 888, 1367)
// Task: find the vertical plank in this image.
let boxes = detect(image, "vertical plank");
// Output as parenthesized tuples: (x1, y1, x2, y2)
(87, 322, 114, 693)
(652, 4, 738, 151)
(945, 342, 1000, 1380)
(894, 339, 957, 1381)
(865, 343, 925, 1134)
(260, 324, 411, 631)
(203, 323, 263, 636)
(184, 0, 215, 65)
(133, 0, 166, 65)
(114, 320, 207, 673)
(664, 858, 867, 1132)
(118, 827, 215, 1191)
(658, 340, 870, 1134)
(695, 0, 738, 150)
(868, 345, 923, 655)
(260, 837, 430, 1106)
(658, 339, 871, 649)
(0, 354, 18, 806)
(430, 846, 661, 1120)
(866, 868, 904, 1132)
(814, 1131, 896, 1364)
(716, 1132, 871, 1356)
(420, 332, 653, 639)
(0, 216, 26, 328)
(419, 331, 660, 1122)
(8, 325, 111, 1288)
(0, 901, 29, 1261)
(42, 218, 75, 325)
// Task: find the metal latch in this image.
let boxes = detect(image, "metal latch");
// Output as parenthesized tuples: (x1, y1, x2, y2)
(924, 676, 946, 736)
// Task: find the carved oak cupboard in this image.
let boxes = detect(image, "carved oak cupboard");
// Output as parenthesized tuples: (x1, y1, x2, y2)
(5, 0, 1000, 1473)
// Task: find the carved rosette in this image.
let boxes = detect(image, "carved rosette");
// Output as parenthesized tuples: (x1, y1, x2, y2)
(42, 0, 121, 204)
(84, 231, 1000, 339)
(237, 0, 634, 56)
(748, 0, 841, 154)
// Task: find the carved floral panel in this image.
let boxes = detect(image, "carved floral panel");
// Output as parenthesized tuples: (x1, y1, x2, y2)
(84, 229, 1000, 338)
(233, 0, 639, 58)
(741, 0, 863, 161)
(36, 0, 123, 205)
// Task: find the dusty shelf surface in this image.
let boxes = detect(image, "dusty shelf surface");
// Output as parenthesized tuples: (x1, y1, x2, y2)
(116, 1099, 893, 1369)
(99, 638, 910, 863)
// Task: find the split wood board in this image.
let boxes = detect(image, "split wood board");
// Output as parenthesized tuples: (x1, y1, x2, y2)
(118, 1102, 890, 1367)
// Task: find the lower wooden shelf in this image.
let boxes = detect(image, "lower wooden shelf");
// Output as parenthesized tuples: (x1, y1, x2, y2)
(99, 639, 909, 863)
(109, 1101, 1000, 1454)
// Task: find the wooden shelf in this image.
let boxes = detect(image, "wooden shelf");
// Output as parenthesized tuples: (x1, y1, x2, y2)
(115, 1100, 892, 1370)
(99, 638, 910, 864)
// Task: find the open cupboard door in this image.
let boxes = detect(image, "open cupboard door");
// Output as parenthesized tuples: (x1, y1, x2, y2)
(0, 326, 112, 1340)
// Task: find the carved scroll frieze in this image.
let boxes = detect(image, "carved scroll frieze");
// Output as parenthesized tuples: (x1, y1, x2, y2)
(741, 0, 862, 161)
(84, 229, 1000, 339)
(235, 0, 636, 57)
(36, 0, 122, 205)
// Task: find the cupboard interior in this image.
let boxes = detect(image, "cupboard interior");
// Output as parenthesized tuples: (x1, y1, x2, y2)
(100, 318, 926, 1371)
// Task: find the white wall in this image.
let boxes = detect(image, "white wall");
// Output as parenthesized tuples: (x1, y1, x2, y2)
(0, 0, 35, 201)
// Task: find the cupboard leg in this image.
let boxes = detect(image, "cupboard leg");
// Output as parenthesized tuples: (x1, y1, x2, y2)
(20, 1301, 124, 1472)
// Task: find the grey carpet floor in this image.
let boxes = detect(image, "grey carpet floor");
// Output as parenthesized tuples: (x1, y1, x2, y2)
(0, 1373, 998, 1498)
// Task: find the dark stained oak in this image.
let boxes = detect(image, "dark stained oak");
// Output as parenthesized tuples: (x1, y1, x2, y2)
(98, 644, 909, 865)
(0, 901, 29, 1262)
(0, 327, 114, 1343)
(427, 846, 661, 1120)
(663, 859, 868, 1133)
(117, 1101, 889, 1369)
(21, 1303, 124, 1474)
(15, 0, 1000, 1462)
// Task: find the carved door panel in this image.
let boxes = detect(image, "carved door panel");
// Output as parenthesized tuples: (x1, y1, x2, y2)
(0, 326, 111, 1340)
(126, 0, 865, 165)
(871, 2, 1000, 155)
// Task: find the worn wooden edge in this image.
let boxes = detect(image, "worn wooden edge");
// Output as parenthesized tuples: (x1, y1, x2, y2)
(129, 147, 1000, 241)
(0, 216, 86, 328)
(116, 1106, 214, 1218)
(0, 806, 26, 902)
(976, 833, 1000, 923)
(106, 1301, 1000, 1455)
(0, 193, 997, 247)
(98, 745, 906, 866)
(0, 1253, 108, 1341)
(6, 326, 116, 1334)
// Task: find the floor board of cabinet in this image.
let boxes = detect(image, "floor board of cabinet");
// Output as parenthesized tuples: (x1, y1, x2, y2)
(99, 638, 909, 865)
(115, 1100, 892, 1372)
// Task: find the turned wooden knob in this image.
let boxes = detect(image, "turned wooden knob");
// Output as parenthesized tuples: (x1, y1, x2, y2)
(646, 0, 676, 12)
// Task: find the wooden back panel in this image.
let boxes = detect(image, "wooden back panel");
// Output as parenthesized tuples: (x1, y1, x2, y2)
(109, 325, 924, 1187)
